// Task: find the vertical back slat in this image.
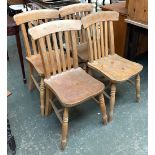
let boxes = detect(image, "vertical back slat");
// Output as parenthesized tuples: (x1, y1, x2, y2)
(109, 21, 115, 55)
(92, 24, 97, 60)
(58, 31, 66, 72)
(81, 12, 86, 42)
(21, 23, 31, 56)
(71, 31, 78, 68)
(87, 27, 93, 62)
(52, 33, 62, 74)
(104, 21, 108, 56)
(39, 38, 51, 78)
(96, 22, 101, 59)
(64, 31, 71, 69)
(100, 21, 105, 57)
(28, 22, 37, 55)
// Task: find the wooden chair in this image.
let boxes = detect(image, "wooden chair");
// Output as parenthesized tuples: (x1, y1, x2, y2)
(29, 20, 107, 150)
(14, 9, 59, 116)
(81, 11, 143, 122)
(59, 3, 93, 70)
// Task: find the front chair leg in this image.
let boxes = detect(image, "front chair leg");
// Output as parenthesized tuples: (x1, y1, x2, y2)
(136, 74, 140, 102)
(109, 83, 116, 122)
(99, 94, 108, 125)
(28, 64, 34, 91)
(61, 108, 69, 150)
(40, 77, 45, 116)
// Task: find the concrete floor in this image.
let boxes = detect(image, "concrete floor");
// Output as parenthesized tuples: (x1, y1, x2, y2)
(7, 35, 148, 155)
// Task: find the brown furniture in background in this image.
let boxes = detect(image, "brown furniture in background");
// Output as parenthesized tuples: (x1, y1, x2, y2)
(81, 11, 143, 122)
(7, 15, 27, 83)
(127, 0, 148, 24)
(29, 20, 107, 150)
(101, 1, 148, 59)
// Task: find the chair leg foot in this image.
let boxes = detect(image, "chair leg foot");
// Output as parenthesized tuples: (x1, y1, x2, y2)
(61, 108, 69, 150)
(109, 83, 116, 122)
(40, 77, 45, 116)
(99, 94, 107, 125)
(136, 74, 140, 102)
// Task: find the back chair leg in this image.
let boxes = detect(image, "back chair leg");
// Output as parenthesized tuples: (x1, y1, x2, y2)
(99, 94, 108, 125)
(28, 64, 34, 91)
(40, 77, 45, 116)
(61, 108, 69, 150)
(136, 74, 140, 102)
(45, 87, 53, 116)
(109, 83, 116, 122)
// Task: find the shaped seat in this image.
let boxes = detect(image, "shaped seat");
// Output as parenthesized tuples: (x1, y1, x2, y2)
(88, 54, 143, 82)
(45, 67, 104, 107)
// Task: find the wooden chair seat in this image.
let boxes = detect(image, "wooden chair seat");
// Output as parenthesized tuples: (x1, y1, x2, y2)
(26, 53, 73, 76)
(77, 43, 89, 62)
(88, 54, 143, 82)
(44, 67, 104, 107)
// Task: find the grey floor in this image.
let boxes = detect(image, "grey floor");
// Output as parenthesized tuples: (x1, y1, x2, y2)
(7, 35, 148, 155)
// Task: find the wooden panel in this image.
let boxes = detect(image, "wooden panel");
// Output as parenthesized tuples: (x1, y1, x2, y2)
(113, 14, 127, 57)
(128, 0, 148, 24)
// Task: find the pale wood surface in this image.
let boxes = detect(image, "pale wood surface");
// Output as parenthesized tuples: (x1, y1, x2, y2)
(14, 9, 59, 25)
(128, 0, 148, 24)
(82, 11, 119, 29)
(29, 20, 82, 40)
(88, 54, 143, 82)
(44, 67, 104, 107)
(125, 18, 148, 29)
(59, 3, 93, 17)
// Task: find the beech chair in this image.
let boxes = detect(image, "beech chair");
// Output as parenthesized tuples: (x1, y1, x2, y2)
(29, 20, 107, 150)
(81, 11, 143, 122)
(14, 9, 59, 116)
(59, 3, 93, 70)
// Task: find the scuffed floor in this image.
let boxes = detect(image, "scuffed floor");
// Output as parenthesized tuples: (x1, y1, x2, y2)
(7, 35, 148, 155)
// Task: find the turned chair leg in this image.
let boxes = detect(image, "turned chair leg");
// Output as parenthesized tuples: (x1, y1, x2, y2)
(28, 64, 34, 91)
(109, 83, 116, 122)
(99, 94, 108, 125)
(61, 108, 69, 150)
(40, 77, 45, 116)
(136, 74, 140, 102)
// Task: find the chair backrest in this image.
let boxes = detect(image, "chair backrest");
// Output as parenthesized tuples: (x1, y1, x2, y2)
(14, 9, 59, 57)
(81, 11, 119, 62)
(29, 20, 82, 78)
(59, 3, 93, 45)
